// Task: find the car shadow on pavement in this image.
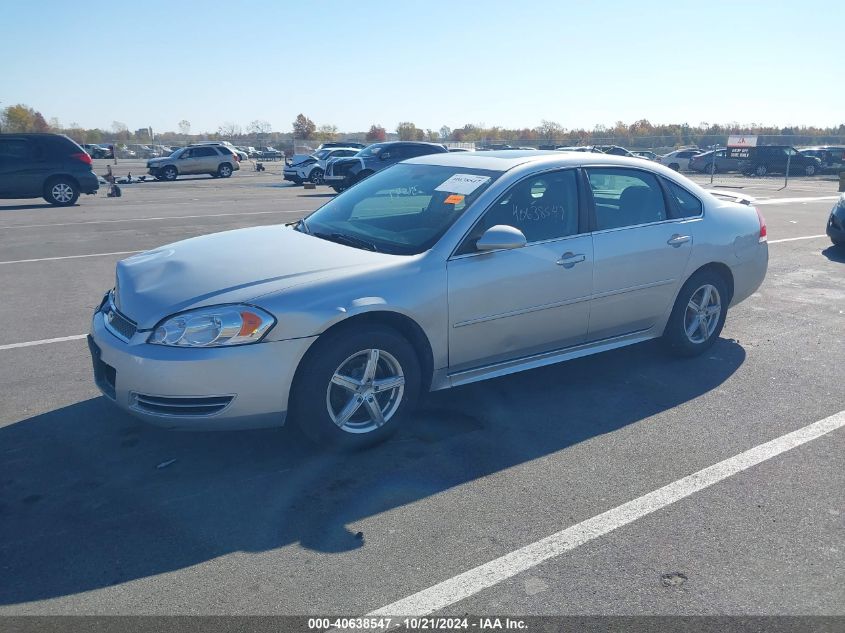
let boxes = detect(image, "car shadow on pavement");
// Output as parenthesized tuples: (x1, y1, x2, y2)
(0, 338, 744, 606)
(0, 203, 63, 212)
(821, 244, 845, 263)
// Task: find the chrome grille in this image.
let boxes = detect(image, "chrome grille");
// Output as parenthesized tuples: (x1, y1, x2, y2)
(131, 393, 234, 417)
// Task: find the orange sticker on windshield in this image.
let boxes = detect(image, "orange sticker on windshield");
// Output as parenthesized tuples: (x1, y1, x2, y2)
(444, 194, 464, 205)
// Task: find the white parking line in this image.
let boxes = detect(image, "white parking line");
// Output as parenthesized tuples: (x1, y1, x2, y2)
(0, 250, 141, 265)
(768, 234, 827, 244)
(0, 334, 87, 351)
(0, 209, 298, 231)
(368, 409, 845, 618)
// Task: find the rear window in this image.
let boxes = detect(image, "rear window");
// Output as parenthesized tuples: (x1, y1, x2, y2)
(665, 180, 703, 218)
(216, 147, 234, 156)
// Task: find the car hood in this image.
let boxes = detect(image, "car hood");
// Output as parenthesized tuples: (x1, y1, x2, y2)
(147, 156, 170, 165)
(115, 225, 391, 328)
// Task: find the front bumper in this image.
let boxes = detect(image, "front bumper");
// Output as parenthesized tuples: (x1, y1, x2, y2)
(283, 170, 302, 183)
(89, 310, 316, 430)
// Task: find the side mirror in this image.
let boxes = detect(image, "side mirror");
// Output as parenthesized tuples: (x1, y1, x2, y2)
(476, 225, 527, 251)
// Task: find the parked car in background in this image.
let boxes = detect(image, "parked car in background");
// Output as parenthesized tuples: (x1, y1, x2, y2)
(193, 141, 248, 161)
(688, 148, 742, 174)
(116, 145, 137, 159)
(799, 146, 845, 174)
(89, 152, 767, 448)
(659, 148, 701, 171)
(739, 145, 822, 177)
(152, 144, 175, 157)
(0, 133, 98, 205)
(323, 141, 447, 192)
(631, 150, 658, 161)
(82, 143, 110, 159)
(258, 147, 284, 161)
(827, 194, 845, 246)
(146, 145, 240, 181)
(317, 141, 367, 150)
(284, 147, 360, 184)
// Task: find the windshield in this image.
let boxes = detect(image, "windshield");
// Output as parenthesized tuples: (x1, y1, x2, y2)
(356, 144, 385, 158)
(300, 163, 501, 255)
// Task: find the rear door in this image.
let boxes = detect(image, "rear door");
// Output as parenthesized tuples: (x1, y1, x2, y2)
(586, 167, 698, 341)
(0, 137, 42, 198)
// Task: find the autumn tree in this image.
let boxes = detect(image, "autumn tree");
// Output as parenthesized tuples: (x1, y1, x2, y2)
(1, 104, 37, 132)
(396, 121, 423, 141)
(536, 119, 564, 142)
(292, 114, 315, 140)
(315, 124, 338, 143)
(218, 121, 242, 137)
(366, 124, 386, 142)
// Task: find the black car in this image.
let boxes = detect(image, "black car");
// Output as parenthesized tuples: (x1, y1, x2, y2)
(827, 194, 845, 246)
(740, 145, 822, 177)
(0, 133, 99, 206)
(323, 141, 447, 192)
(799, 146, 845, 174)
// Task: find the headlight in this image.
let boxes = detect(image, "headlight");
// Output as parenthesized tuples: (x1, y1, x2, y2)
(148, 305, 275, 347)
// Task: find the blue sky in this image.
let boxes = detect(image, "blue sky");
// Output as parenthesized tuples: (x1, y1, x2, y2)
(1, 0, 841, 134)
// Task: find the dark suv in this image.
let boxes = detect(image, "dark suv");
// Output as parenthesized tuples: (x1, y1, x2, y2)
(740, 145, 822, 177)
(323, 141, 447, 192)
(0, 133, 99, 205)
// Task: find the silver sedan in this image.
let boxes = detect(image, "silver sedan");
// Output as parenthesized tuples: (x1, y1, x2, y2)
(89, 151, 768, 448)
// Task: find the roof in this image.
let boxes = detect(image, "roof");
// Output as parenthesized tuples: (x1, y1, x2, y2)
(407, 149, 663, 172)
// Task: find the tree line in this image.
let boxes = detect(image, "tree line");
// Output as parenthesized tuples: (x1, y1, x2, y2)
(3, 104, 844, 150)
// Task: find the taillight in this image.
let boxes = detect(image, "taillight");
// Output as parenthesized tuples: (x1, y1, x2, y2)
(72, 151, 93, 165)
(755, 207, 767, 242)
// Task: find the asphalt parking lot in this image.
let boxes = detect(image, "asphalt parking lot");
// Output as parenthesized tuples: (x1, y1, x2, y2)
(0, 162, 843, 618)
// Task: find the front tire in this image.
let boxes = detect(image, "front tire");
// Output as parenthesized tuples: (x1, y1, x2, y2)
(754, 164, 767, 177)
(162, 165, 178, 181)
(309, 168, 324, 185)
(804, 164, 817, 176)
(669, 163, 680, 172)
(291, 325, 421, 449)
(44, 178, 79, 206)
(663, 270, 729, 357)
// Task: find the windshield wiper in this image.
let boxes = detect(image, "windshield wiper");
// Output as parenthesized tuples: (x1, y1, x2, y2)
(313, 231, 378, 252)
(292, 218, 310, 234)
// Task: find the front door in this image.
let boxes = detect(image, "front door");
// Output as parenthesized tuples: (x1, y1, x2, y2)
(447, 169, 593, 372)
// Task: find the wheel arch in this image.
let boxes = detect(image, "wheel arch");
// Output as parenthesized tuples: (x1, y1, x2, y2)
(291, 309, 435, 398)
(686, 261, 735, 304)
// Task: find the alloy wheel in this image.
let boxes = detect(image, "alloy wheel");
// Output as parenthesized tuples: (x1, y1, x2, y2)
(51, 183, 74, 203)
(684, 284, 722, 344)
(326, 349, 405, 434)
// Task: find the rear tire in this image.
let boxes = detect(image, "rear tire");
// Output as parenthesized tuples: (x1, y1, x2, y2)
(663, 270, 729, 357)
(218, 163, 233, 178)
(804, 164, 817, 176)
(43, 177, 79, 206)
(669, 163, 680, 171)
(291, 324, 421, 450)
(754, 164, 767, 177)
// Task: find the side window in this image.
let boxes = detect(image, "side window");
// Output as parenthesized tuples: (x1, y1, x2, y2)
(181, 149, 193, 158)
(0, 139, 32, 162)
(406, 145, 435, 158)
(457, 169, 580, 253)
(216, 147, 232, 156)
(586, 168, 668, 230)
(666, 180, 703, 218)
(195, 147, 216, 157)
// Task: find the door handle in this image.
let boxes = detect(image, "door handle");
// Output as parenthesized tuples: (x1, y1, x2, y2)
(556, 252, 586, 268)
(667, 234, 691, 247)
